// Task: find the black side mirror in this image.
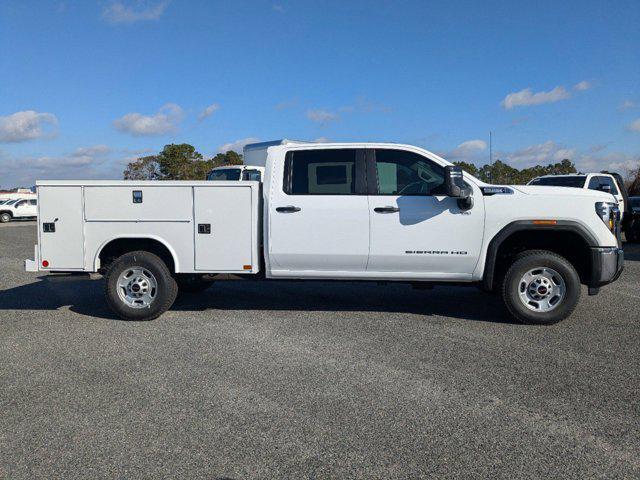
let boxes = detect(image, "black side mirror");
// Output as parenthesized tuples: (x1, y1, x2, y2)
(444, 165, 472, 198)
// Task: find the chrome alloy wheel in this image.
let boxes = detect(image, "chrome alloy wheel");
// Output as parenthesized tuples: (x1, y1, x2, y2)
(517, 267, 566, 312)
(117, 267, 158, 309)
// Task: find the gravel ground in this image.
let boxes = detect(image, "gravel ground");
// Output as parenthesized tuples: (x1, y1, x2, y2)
(1, 221, 639, 479)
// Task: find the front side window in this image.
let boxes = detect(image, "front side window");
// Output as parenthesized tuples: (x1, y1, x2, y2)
(29, 199, 37, 205)
(285, 149, 357, 195)
(15, 200, 27, 207)
(207, 169, 241, 181)
(374, 149, 444, 195)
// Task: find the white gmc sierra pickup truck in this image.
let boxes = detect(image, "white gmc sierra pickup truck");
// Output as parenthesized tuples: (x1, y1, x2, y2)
(25, 140, 624, 324)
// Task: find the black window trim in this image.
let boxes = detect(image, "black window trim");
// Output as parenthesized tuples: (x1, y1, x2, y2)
(283, 148, 367, 196)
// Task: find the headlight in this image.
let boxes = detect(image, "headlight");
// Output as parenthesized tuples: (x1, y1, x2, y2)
(595, 202, 620, 232)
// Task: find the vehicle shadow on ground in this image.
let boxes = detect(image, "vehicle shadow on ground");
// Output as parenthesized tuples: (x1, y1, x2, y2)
(622, 242, 640, 261)
(0, 276, 516, 324)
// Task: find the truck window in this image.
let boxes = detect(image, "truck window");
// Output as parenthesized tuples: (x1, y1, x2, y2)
(242, 169, 262, 181)
(588, 176, 618, 194)
(285, 149, 357, 195)
(530, 176, 586, 187)
(29, 199, 37, 205)
(207, 168, 241, 181)
(374, 149, 444, 195)
(602, 177, 619, 195)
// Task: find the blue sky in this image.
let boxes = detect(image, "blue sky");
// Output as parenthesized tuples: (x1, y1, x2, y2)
(1, 0, 639, 187)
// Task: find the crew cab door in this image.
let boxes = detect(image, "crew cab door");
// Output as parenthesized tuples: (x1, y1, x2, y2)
(366, 148, 484, 278)
(268, 148, 369, 275)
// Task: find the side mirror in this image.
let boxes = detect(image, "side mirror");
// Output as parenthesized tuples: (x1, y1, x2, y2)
(444, 165, 472, 198)
(599, 184, 612, 193)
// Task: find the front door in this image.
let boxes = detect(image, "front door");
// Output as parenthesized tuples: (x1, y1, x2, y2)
(268, 148, 370, 275)
(367, 148, 484, 278)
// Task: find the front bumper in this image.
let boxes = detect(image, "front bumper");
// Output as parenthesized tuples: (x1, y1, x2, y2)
(589, 246, 624, 289)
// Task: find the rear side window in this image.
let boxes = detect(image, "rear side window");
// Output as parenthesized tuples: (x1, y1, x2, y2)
(207, 169, 241, 181)
(374, 149, 444, 195)
(242, 169, 262, 181)
(530, 176, 586, 187)
(285, 149, 358, 195)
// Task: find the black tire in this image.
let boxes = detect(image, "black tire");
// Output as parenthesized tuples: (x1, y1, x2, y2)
(0, 212, 11, 223)
(104, 251, 178, 321)
(502, 250, 581, 325)
(175, 274, 214, 293)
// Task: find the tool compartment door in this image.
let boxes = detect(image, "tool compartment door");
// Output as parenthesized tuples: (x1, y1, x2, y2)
(194, 185, 254, 272)
(38, 186, 84, 270)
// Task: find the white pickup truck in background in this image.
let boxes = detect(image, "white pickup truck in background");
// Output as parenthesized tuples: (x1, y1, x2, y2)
(0, 198, 38, 223)
(26, 140, 624, 325)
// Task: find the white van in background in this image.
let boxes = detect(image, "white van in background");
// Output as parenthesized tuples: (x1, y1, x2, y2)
(206, 165, 265, 182)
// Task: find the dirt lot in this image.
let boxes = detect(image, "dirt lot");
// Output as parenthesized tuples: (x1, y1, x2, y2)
(1, 221, 639, 478)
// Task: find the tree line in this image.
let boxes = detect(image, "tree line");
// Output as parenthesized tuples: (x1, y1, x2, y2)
(123, 143, 640, 195)
(123, 144, 242, 180)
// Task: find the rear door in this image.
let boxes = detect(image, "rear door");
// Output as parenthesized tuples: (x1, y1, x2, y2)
(268, 148, 370, 274)
(39, 186, 84, 270)
(366, 148, 484, 277)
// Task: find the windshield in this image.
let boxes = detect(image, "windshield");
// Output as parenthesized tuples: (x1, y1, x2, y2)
(529, 176, 586, 188)
(4, 199, 18, 205)
(207, 168, 241, 181)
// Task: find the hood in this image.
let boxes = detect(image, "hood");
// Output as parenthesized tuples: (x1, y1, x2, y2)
(510, 185, 615, 202)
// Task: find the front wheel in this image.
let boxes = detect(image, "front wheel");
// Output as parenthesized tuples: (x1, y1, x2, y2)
(104, 251, 178, 321)
(502, 250, 581, 325)
(0, 213, 11, 223)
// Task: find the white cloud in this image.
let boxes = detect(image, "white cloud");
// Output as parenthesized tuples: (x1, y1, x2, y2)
(314, 137, 331, 143)
(0, 111, 58, 143)
(501, 86, 571, 109)
(619, 100, 636, 111)
(198, 103, 220, 121)
(113, 103, 183, 136)
(72, 145, 111, 157)
(102, 0, 170, 24)
(627, 118, 640, 133)
(307, 109, 339, 124)
(451, 139, 487, 157)
(217, 137, 260, 153)
(574, 80, 591, 91)
(494, 140, 639, 174)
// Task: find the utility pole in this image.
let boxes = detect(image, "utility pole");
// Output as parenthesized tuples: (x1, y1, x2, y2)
(489, 131, 493, 183)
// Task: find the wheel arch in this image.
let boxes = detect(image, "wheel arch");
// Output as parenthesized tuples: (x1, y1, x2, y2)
(483, 220, 598, 291)
(95, 235, 180, 273)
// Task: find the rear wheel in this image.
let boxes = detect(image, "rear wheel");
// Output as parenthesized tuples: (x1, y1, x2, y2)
(0, 212, 11, 223)
(502, 250, 581, 325)
(175, 274, 214, 293)
(104, 251, 178, 321)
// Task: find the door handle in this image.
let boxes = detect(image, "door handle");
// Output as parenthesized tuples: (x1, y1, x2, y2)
(276, 206, 301, 213)
(374, 206, 400, 213)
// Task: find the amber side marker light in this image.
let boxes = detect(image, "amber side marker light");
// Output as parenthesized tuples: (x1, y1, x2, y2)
(243, 265, 252, 270)
(532, 220, 557, 225)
